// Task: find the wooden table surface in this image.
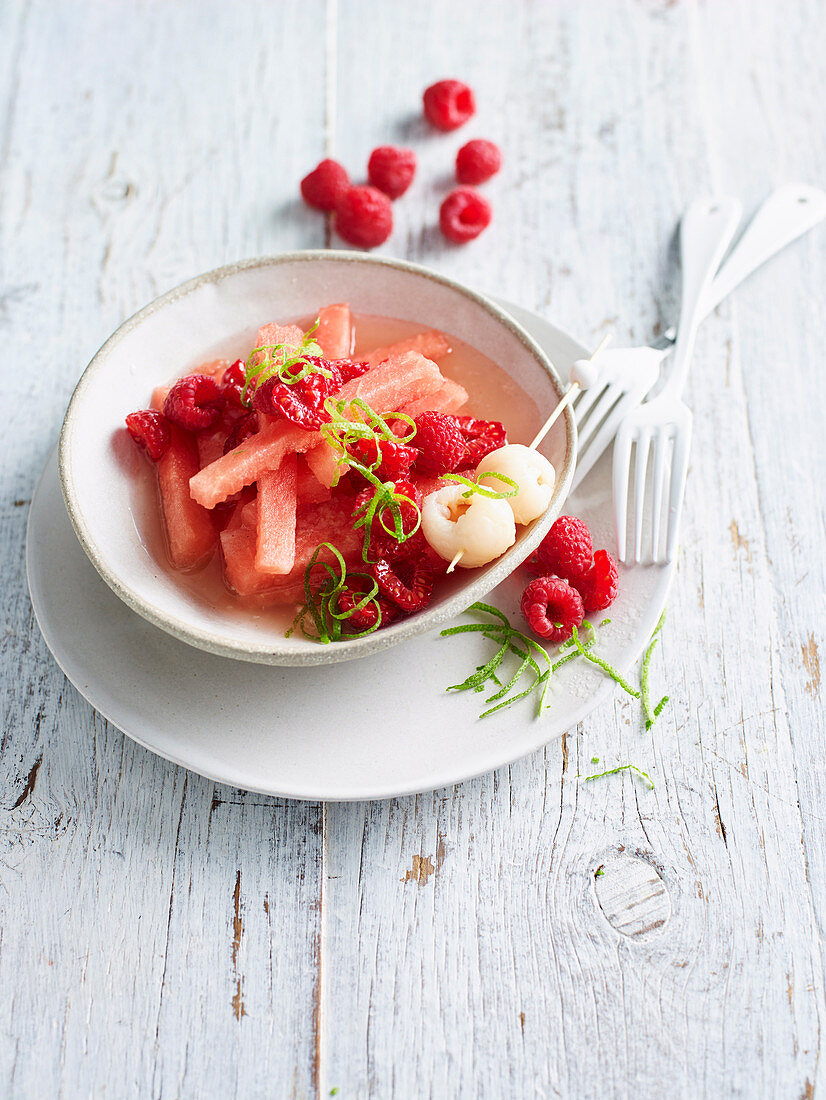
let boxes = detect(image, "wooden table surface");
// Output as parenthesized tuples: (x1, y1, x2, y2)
(2, 1, 825, 1096)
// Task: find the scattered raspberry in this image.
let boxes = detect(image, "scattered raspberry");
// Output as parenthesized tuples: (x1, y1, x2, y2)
(372, 555, 435, 613)
(300, 158, 351, 211)
(163, 374, 223, 431)
(439, 187, 492, 243)
(423, 79, 476, 131)
(125, 410, 171, 461)
(367, 146, 417, 199)
(456, 139, 503, 185)
(535, 516, 593, 585)
(454, 415, 507, 465)
(338, 586, 400, 631)
(521, 575, 585, 644)
(413, 411, 467, 476)
(349, 437, 419, 481)
(579, 549, 619, 612)
(334, 186, 393, 248)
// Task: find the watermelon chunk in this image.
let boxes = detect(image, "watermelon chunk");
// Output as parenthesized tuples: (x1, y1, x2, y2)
(256, 456, 298, 574)
(190, 350, 445, 506)
(316, 303, 353, 359)
(221, 498, 362, 603)
(402, 377, 468, 419)
(255, 322, 304, 350)
(197, 427, 228, 469)
(157, 427, 217, 570)
(304, 442, 343, 490)
(297, 457, 332, 504)
(364, 330, 451, 367)
(221, 524, 275, 596)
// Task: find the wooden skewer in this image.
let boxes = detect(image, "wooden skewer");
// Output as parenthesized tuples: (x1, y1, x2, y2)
(446, 334, 612, 574)
(528, 332, 612, 451)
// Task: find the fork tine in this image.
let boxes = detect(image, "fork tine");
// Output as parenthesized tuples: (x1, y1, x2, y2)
(572, 387, 646, 490)
(650, 431, 669, 563)
(577, 381, 623, 450)
(573, 380, 609, 425)
(665, 428, 692, 561)
(633, 431, 652, 564)
(612, 428, 633, 562)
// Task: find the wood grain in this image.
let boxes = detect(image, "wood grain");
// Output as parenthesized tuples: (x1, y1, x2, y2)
(1, 0, 825, 1096)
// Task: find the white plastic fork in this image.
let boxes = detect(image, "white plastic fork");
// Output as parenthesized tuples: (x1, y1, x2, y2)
(572, 182, 826, 489)
(613, 196, 743, 564)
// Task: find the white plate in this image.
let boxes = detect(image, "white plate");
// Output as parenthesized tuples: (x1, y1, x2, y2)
(27, 304, 674, 801)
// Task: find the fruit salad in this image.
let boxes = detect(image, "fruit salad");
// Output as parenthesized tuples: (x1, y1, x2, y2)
(123, 304, 564, 643)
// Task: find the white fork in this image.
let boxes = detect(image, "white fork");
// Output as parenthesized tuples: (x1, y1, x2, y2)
(613, 197, 742, 564)
(572, 182, 826, 489)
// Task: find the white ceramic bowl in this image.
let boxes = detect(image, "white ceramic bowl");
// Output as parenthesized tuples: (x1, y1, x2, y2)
(59, 251, 576, 665)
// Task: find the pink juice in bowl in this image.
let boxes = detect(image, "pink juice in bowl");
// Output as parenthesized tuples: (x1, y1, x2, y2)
(122, 306, 547, 641)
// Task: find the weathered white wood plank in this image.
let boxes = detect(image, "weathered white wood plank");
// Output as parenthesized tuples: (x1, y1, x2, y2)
(323, 1, 826, 1097)
(2, 0, 826, 1096)
(0, 1, 327, 1096)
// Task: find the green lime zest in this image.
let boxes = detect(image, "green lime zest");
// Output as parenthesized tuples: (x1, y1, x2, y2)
(442, 602, 553, 718)
(578, 763, 655, 789)
(289, 542, 386, 643)
(318, 395, 421, 561)
(241, 322, 326, 404)
(569, 625, 641, 698)
(443, 471, 519, 500)
(640, 610, 669, 728)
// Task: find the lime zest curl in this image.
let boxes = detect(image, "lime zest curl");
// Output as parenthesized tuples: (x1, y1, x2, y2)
(287, 541, 385, 643)
(241, 322, 326, 404)
(578, 763, 655, 789)
(640, 610, 669, 728)
(443, 470, 519, 500)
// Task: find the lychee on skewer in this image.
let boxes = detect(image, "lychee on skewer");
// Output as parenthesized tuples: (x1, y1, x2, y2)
(420, 487, 516, 569)
(422, 335, 611, 572)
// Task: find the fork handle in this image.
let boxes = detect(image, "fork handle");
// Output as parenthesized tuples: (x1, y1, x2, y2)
(699, 183, 826, 317)
(662, 197, 743, 399)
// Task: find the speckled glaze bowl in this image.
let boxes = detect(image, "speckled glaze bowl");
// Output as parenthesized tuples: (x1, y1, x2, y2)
(59, 251, 576, 665)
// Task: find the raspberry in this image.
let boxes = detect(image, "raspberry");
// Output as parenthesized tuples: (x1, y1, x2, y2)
(223, 411, 258, 455)
(163, 374, 223, 431)
(521, 575, 584, 644)
(423, 79, 476, 131)
(125, 410, 171, 461)
(337, 585, 399, 631)
(300, 158, 350, 211)
(413, 411, 467, 476)
(253, 376, 328, 431)
(334, 186, 393, 248)
(349, 437, 418, 481)
(353, 479, 421, 559)
(367, 146, 416, 199)
(217, 358, 247, 413)
(251, 356, 361, 432)
(337, 359, 371, 384)
(439, 188, 492, 243)
(579, 549, 619, 612)
(454, 415, 506, 465)
(372, 556, 435, 613)
(535, 516, 593, 584)
(456, 139, 503, 185)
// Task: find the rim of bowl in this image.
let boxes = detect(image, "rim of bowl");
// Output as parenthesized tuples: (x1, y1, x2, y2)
(59, 250, 577, 665)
